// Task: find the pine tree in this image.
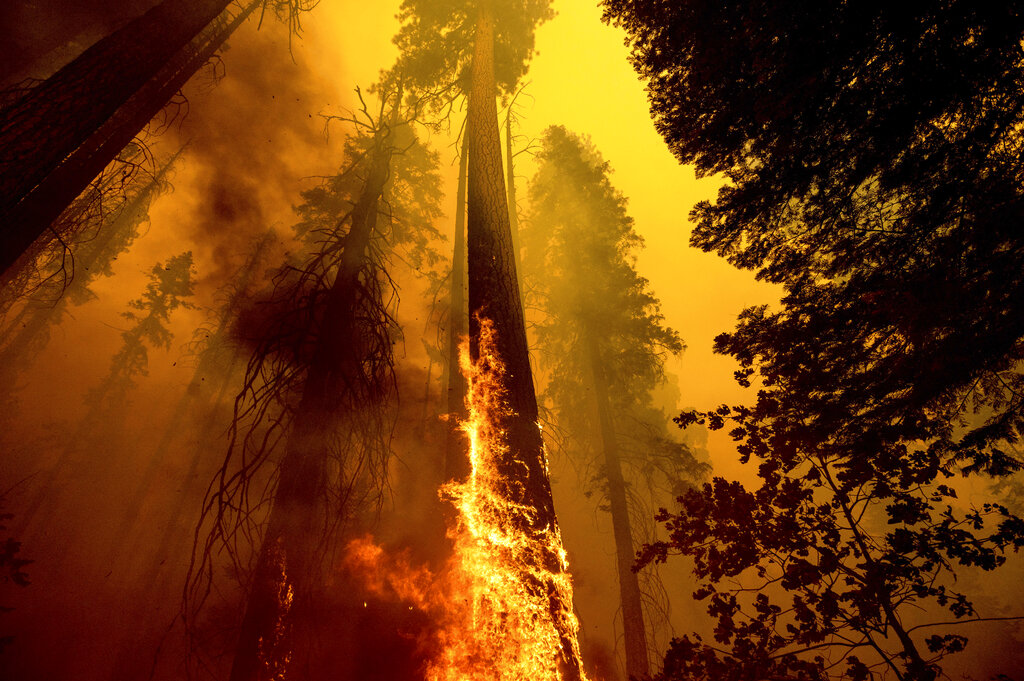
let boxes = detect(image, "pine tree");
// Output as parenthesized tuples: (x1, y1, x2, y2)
(523, 126, 706, 678)
(395, 4, 585, 677)
(185, 85, 444, 680)
(17, 252, 195, 534)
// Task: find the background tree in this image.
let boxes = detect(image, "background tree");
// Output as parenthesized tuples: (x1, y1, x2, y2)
(604, 1, 1024, 678)
(0, 496, 30, 655)
(16, 251, 196, 534)
(523, 126, 707, 679)
(0, 146, 183, 398)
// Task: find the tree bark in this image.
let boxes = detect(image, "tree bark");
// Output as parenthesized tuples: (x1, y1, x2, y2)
(465, 7, 583, 681)
(585, 332, 650, 679)
(445, 140, 470, 481)
(229, 114, 396, 681)
(0, 0, 258, 276)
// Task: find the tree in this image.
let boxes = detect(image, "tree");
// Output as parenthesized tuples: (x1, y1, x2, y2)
(0, 0, 312, 276)
(523, 126, 706, 679)
(445, 141, 469, 480)
(604, 1, 1024, 678)
(395, 3, 586, 678)
(0, 146, 183, 396)
(185, 85, 445, 681)
(0, 496, 31, 655)
(16, 251, 196, 534)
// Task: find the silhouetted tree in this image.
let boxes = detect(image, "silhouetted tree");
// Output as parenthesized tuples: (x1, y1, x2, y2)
(0, 497, 30, 654)
(17, 251, 196, 533)
(185, 84, 444, 681)
(0, 147, 183, 396)
(604, 1, 1024, 678)
(523, 126, 707, 679)
(0, 0, 312, 276)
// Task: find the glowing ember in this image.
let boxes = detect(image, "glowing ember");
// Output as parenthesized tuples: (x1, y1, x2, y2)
(346, 318, 588, 681)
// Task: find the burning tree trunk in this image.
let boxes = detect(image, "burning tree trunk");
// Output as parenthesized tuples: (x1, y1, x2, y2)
(0, 0, 261, 276)
(227, 109, 398, 681)
(464, 8, 584, 681)
(445, 140, 470, 481)
(585, 332, 650, 679)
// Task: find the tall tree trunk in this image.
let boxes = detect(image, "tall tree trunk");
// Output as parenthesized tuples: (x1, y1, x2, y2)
(585, 332, 650, 679)
(445, 140, 470, 481)
(0, 0, 258, 276)
(229, 116, 396, 681)
(465, 8, 583, 681)
(0, 141, 149, 318)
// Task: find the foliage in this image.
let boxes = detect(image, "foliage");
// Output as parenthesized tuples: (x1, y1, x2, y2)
(393, 0, 554, 110)
(604, 0, 1024, 678)
(86, 251, 195, 409)
(523, 125, 704, 498)
(187, 90, 447, 627)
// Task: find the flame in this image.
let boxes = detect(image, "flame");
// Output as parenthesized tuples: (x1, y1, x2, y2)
(345, 318, 588, 681)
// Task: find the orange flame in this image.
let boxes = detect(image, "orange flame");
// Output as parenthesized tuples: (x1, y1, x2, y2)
(346, 318, 588, 681)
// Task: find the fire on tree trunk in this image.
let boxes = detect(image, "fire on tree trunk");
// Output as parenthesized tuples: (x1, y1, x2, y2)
(464, 6, 584, 681)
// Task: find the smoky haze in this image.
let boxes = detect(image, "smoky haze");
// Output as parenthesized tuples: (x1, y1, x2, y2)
(1, 2, 1022, 681)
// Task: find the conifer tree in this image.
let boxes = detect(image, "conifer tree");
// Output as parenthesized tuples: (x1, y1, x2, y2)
(523, 126, 707, 678)
(185, 84, 444, 681)
(18, 251, 195, 533)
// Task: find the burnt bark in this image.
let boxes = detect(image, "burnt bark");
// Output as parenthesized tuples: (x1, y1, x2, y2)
(228, 116, 396, 681)
(0, 0, 258, 276)
(585, 332, 650, 679)
(465, 8, 582, 681)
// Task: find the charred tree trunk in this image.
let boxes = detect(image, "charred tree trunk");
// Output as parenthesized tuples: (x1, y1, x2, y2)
(0, 0, 258, 276)
(465, 8, 583, 681)
(585, 332, 650, 679)
(229, 118, 396, 681)
(0, 141, 150, 318)
(445, 140, 470, 481)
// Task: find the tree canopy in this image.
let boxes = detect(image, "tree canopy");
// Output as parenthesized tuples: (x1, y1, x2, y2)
(524, 125, 688, 470)
(604, 1, 1024, 678)
(394, 0, 553, 100)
